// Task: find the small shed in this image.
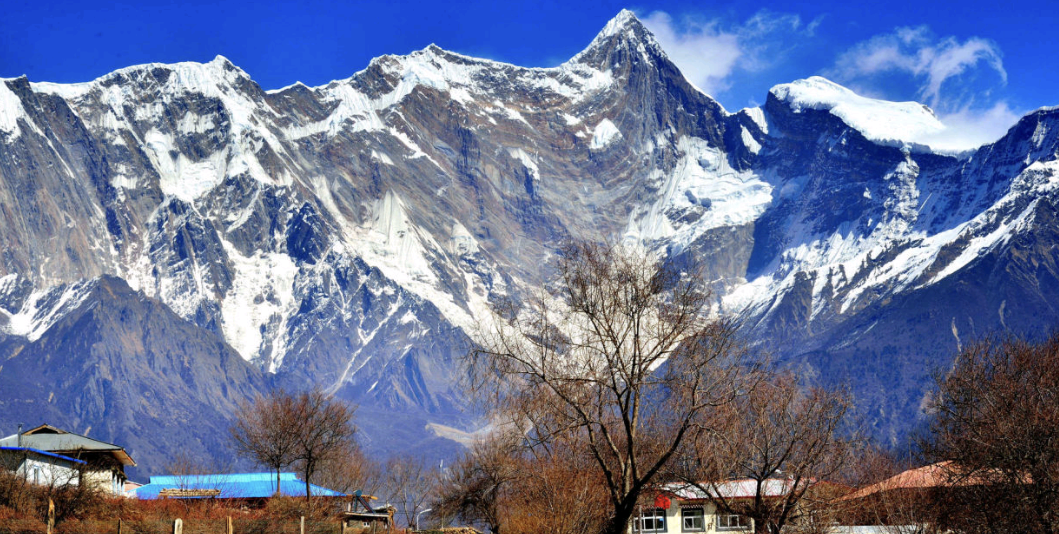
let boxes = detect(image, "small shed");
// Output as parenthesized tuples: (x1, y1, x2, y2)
(341, 492, 394, 533)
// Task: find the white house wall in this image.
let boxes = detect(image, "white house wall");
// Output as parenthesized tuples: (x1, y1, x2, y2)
(16, 457, 80, 488)
(81, 468, 125, 495)
(632, 502, 755, 534)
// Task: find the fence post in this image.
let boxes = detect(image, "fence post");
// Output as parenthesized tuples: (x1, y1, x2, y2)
(227, 516, 234, 534)
(118, 518, 124, 534)
(173, 518, 183, 534)
(46, 498, 55, 534)
(300, 515, 305, 534)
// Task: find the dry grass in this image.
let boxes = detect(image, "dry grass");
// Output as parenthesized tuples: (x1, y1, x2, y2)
(0, 471, 354, 533)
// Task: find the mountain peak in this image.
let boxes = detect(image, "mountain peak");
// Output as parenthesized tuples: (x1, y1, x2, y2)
(600, 9, 643, 36)
(569, 9, 665, 70)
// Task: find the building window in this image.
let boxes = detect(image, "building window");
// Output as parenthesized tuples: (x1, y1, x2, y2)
(717, 514, 750, 531)
(634, 508, 667, 533)
(681, 507, 705, 532)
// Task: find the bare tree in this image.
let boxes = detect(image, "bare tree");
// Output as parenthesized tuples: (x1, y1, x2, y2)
(433, 431, 522, 533)
(508, 441, 610, 534)
(470, 241, 753, 534)
(230, 391, 300, 493)
(231, 388, 358, 506)
(671, 371, 853, 534)
(290, 388, 357, 505)
(383, 454, 438, 529)
(433, 430, 609, 534)
(925, 333, 1059, 534)
(839, 448, 940, 534)
(311, 442, 382, 497)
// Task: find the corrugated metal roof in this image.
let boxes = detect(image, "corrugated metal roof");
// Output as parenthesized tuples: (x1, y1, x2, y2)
(665, 478, 807, 500)
(134, 472, 346, 500)
(0, 426, 135, 466)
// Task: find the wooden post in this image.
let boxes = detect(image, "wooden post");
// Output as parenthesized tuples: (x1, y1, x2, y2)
(172, 518, 183, 534)
(46, 498, 55, 534)
(299, 515, 305, 534)
(227, 516, 234, 534)
(118, 518, 124, 534)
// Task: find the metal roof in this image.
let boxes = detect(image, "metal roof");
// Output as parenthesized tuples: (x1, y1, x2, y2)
(0, 425, 136, 466)
(665, 478, 810, 500)
(134, 472, 347, 500)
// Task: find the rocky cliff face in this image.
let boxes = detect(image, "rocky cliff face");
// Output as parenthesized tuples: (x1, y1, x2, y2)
(0, 10, 1057, 472)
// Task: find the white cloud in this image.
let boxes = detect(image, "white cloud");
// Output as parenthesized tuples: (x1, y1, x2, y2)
(829, 26, 1019, 151)
(922, 102, 1022, 152)
(640, 12, 741, 96)
(832, 26, 1007, 108)
(641, 10, 815, 97)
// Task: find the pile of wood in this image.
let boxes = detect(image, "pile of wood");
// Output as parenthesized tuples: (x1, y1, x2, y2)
(159, 488, 222, 498)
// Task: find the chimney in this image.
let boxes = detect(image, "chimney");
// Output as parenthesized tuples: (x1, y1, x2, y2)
(17, 423, 22, 448)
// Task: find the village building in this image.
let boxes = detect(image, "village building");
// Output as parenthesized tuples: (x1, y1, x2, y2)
(632, 478, 836, 533)
(838, 461, 980, 531)
(0, 446, 85, 487)
(341, 492, 395, 533)
(0, 424, 135, 495)
(123, 479, 144, 496)
(134, 472, 347, 506)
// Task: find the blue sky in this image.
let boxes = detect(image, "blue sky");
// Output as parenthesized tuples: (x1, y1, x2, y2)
(2, 0, 1056, 146)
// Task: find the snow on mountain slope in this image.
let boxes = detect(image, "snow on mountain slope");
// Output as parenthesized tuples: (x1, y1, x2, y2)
(283, 43, 615, 142)
(770, 76, 954, 151)
(0, 81, 37, 140)
(725, 156, 1059, 321)
(624, 135, 771, 248)
(1, 281, 95, 342)
(1, 10, 1058, 467)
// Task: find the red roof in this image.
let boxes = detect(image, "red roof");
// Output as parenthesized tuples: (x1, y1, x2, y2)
(842, 462, 984, 501)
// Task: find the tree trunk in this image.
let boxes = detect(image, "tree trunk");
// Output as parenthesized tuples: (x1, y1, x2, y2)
(304, 462, 315, 507)
(754, 517, 769, 534)
(603, 499, 639, 534)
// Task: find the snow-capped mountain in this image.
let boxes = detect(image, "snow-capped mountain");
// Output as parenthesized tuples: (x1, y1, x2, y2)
(0, 10, 1056, 472)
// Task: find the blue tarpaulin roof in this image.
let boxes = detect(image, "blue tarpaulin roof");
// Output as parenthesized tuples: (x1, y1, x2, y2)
(134, 472, 346, 499)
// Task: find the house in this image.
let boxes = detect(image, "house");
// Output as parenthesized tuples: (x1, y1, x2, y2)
(341, 492, 395, 533)
(123, 479, 144, 496)
(0, 446, 85, 487)
(0, 424, 135, 495)
(837, 461, 981, 530)
(134, 472, 346, 507)
(631, 480, 762, 533)
(633, 478, 839, 533)
(840, 461, 975, 502)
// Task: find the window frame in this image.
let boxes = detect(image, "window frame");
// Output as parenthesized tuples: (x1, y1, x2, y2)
(680, 506, 705, 532)
(716, 514, 750, 531)
(633, 508, 667, 533)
